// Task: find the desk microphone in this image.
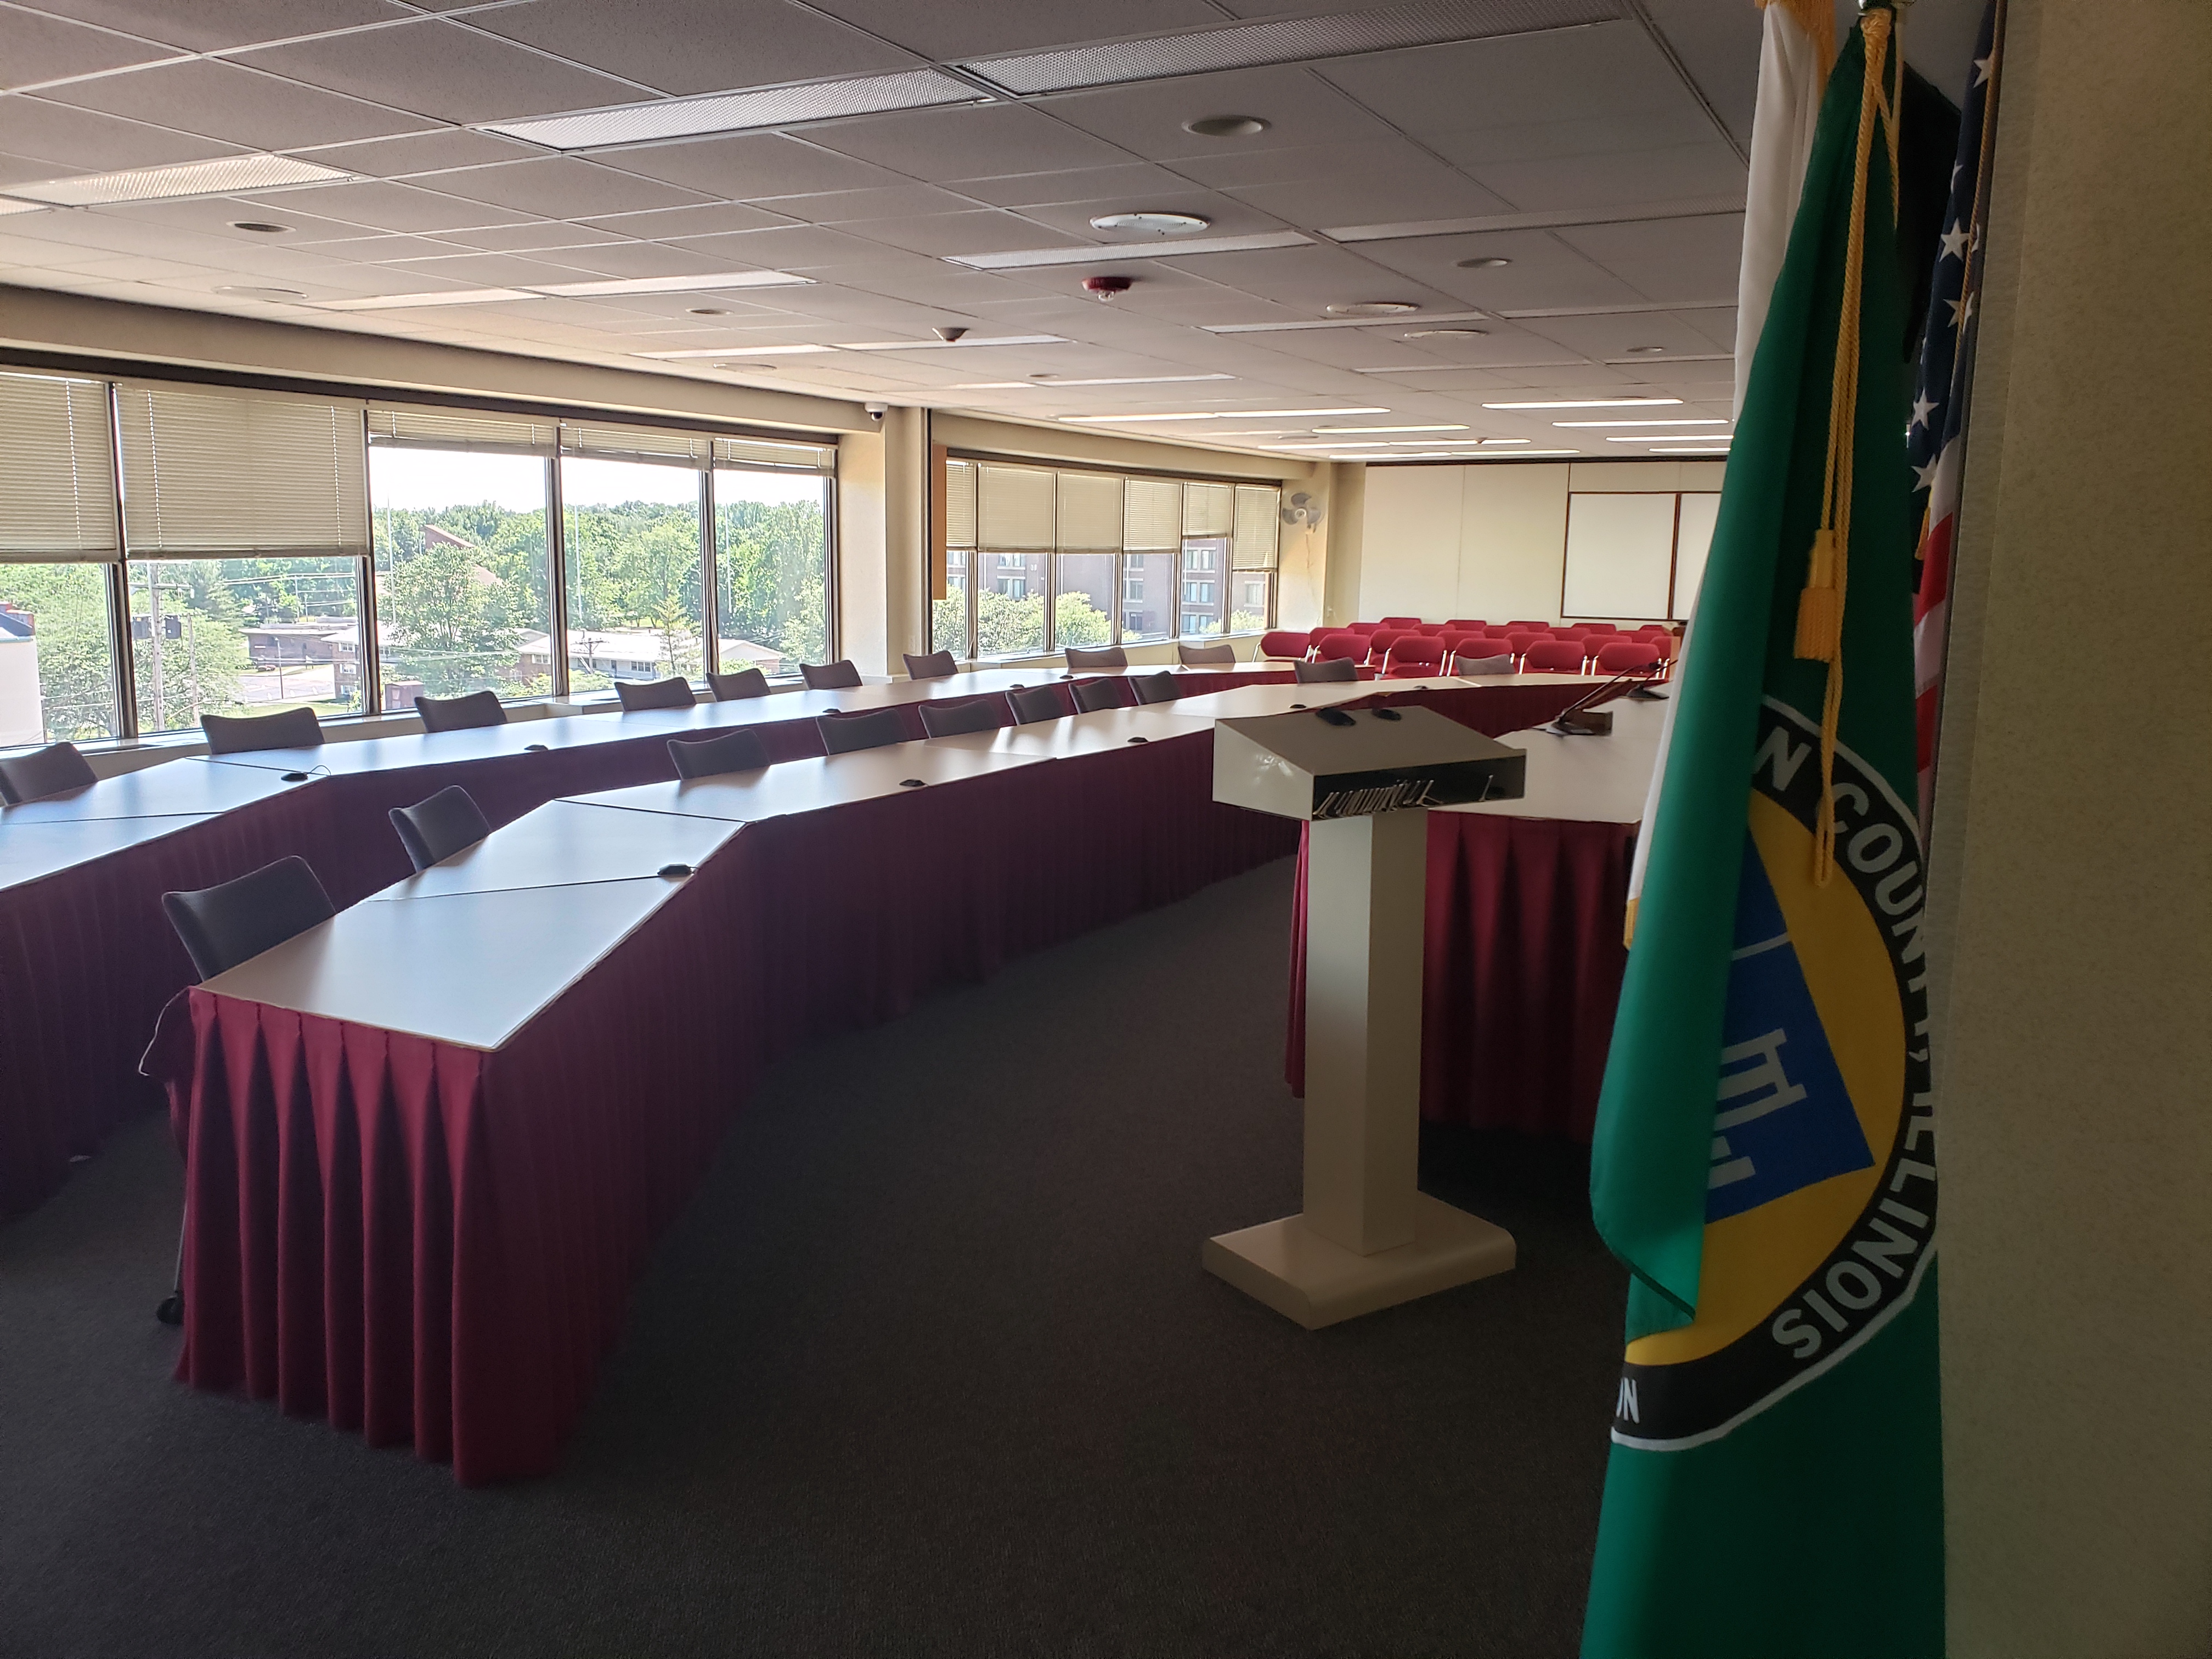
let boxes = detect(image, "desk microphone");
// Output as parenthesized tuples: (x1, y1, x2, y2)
(280, 772, 309, 782)
(1545, 672, 1643, 736)
(526, 742, 550, 752)
(657, 863, 692, 879)
(899, 777, 926, 788)
(1127, 736, 1148, 744)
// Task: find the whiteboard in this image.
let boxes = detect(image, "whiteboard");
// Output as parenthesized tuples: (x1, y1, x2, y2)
(1672, 492, 1721, 620)
(1562, 493, 1676, 619)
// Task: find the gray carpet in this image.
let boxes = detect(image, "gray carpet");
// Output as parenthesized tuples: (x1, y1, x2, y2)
(0, 859, 1624, 1658)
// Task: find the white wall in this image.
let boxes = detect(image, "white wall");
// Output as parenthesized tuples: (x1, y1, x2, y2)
(1358, 459, 1725, 625)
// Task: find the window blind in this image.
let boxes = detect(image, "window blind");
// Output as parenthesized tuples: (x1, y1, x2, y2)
(714, 433, 836, 473)
(1182, 481, 1234, 539)
(1122, 478, 1182, 551)
(0, 371, 117, 561)
(561, 421, 712, 467)
(117, 382, 367, 559)
(366, 405, 557, 454)
(944, 460, 978, 548)
(1231, 484, 1280, 569)
(1054, 471, 1123, 551)
(978, 464, 1055, 549)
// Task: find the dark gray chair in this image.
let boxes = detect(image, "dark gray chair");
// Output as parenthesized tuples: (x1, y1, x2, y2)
(616, 676, 695, 711)
(708, 667, 769, 701)
(1451, 651, 1516, 677)
(818, 707, 906, 754)
(1071, 678, 1127, 713)
(802, 659, 862, 690)
(668, 728, 771, 778)
(1065, 645, 1127, 671)
(918, 696, 1003, 737)
(1293, 656, 1358, 684)
(389, 785, 492, 872)
(414, 689, 506, 732)
(0, 741, 95, 804)
(904, 650, 957, 680)
(1177, 641, 1235, 667)
(201, 706, 322, 754)
(1007, 685, 1065, 724)
(1128, 671, 1181, 705)
(162, 855, 335, 983)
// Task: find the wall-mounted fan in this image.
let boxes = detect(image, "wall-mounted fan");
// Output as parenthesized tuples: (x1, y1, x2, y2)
(1280, 491, 1325, 529)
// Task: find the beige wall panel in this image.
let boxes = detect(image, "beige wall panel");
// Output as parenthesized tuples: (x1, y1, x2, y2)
(1455, 463, 1575, 623)
(1357, 464, 1463, 622)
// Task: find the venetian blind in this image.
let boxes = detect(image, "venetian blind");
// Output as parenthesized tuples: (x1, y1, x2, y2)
(0, 371, 117, 561)
(977, 464, 1055, 549)
(713, 433, 836, 473)
(1231, 484, 1280, 569)
(1182, 481, 1234, 539)
(1054, 471, 1123, 551)
(560, 422, 712, 467)
(365, 405, 556, 454)
(945, 460, 978, 548)
(1122, 478, 1182, 551)
(117, 382, 367, 559)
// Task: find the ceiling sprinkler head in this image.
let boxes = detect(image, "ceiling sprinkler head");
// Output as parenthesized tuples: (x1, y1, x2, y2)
(933, 325, 970, 342)
(1082, 275, 1134, 302)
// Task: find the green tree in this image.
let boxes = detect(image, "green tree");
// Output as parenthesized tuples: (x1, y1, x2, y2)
(1, 564, 119, 741)
(380, 533, 523, 697)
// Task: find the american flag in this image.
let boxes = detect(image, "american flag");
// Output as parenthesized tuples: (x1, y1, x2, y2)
(1907, 0, 2005, 831)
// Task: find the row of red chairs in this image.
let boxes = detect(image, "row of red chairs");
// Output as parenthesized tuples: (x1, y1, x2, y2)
(1259, 619, 1677, 677)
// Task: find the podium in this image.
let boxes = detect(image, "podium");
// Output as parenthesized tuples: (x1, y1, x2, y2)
(1207, 705, 1527, 1328)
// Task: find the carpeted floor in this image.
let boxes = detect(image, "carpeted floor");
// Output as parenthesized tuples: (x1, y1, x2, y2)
(0, 858, 1624, 1659)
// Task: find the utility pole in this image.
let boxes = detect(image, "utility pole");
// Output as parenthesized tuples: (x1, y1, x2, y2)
(145, 569, 165, 731)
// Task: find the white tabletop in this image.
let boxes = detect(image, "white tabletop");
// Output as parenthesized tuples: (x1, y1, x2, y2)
(368, 799, 742, 900)
(0, 812, 221, 890)
(562, 739, 1048, 825)
(1444, 692, 1671, 825)
(921, 704, 1214, 758)
(1, 758, 310, 822)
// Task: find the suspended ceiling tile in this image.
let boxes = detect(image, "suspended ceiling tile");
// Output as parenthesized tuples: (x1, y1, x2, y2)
(573, 201, 799, 240)
(1173, 136, 1448, 193)
(949, 161, 1192, 209)
(1463, 142, 1745, 213)
(1425, 106, 1720, 170)
(231, 19, 658, 125)
(280, 127, 543, 179)
(600, 133, 912, 200)
(1223, 164, 1513, 229)
(234, 177, 537, 233)
(658, 222, 887, 268)
(0, 95, 234, 171)
(1553, 211, 1745, 304)
(832, 209, 1087, 259)
(21, 0, 409, 53)
(87, 191, 398, 244)
(432, 219, 636, 253)
(1318, 23, 1699, 134)
(802, 0, 1222, 60)
(1040, 64, 1401, 161)
(805, 105, 1128, 184)
(0, 8, 182, 91)
(1347, 225, 1646, 311)
(417, 157, 716, 218)
(465, 0, 918, 99)
(824, 261, 1062, 309)
(38, 59, 436, 151)
(1511, 307, 1731, 361)
(375, 250, 606, 286)
(1007, 189, 1288, 245)
(1637, 0, 1762, 146)
(283, 230, 483, 261)
(1151, 239, 1454, 309)
(524, 240, 769, 279)
(747, 183, 984, 225)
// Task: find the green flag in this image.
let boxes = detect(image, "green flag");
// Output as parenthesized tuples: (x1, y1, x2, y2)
(1581, 10, 1943, 1657)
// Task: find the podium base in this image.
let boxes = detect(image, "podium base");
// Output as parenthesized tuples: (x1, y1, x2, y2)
(1203, 1194, 1516, 1329)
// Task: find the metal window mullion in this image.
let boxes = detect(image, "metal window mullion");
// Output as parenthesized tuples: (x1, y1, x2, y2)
(546, 452, 570, 699)
(103, 380, 138, 739)
(355, 409, 380, 718)
(699, 466, 718, 680)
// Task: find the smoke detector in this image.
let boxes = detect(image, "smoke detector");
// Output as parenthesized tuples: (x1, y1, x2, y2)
(1082, 275, 1134, 302)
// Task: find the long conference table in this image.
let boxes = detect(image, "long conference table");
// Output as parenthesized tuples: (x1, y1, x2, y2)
(117, 669, 1608, 1483)
(1285, 692, 1668, 1142)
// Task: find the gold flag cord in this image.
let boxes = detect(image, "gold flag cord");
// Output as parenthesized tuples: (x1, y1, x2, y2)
(1793, 6, 1901, 885)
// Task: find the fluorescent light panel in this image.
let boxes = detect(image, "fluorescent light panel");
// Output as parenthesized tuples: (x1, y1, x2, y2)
(1554, 417, 1728, 427)
(1313, 424, 1468, 433)
(1651, 448, 1733, 454)
(1060, 406, 1385, 424)
(326, 270, 812, 311)
(837, 335, 1065, 350)
(478, 69, 984, 150)
(947, 230, 1308, 270)
(1483, 398, 1683, 409)
(1605, 434, 1731, 443)
(4, 153, 352, 206)
(1204, 309, 1489, 335)
(319, 287, 538, 310)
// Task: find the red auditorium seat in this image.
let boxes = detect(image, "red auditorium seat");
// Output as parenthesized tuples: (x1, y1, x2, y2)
(1378, 615, 1421, 628)
(1383, 634, 1447, 677)
(1345, 621, 1381, 636)
(1259, 629, 1312, 659)
(1368, 627, 1412, 658)
(1524, 639, 1590, 673)
(1579, 622, 1618, 635)
(1504, 630, 1545, 657)
(1506, 620, 1551, 632)
(1446, 618, 1486, 631)
(1594, 640, 1661, 673)
(1313, 630, 1367, 662)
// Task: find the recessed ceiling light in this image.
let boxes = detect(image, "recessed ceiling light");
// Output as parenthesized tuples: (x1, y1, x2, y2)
(534, 271, 812, 296)
(229, 221, 290, 235)
(1090, 211, 1210, 235)
(1605, 434, 1731, 443)
(214, 285, 304, 300)
(946, 229, 1309, 269)
(1481, 437, 1529, 444)
(0, 199, 44, 217)
(1651, 447, 1733, 454)
(1314, 424, 1469, 433)
(1403, 327, 1487, 340)
(1183, 115, 1271, 138)
(319, 287, 539, 311)
(1326, 301, 1420, 317)
(478, 69, 985, 150)
(1555, 417, 1729, 428)
(4, 154, 351, 206)
(1624, 345, 1667, 355)
(1481, 397, 1683, 409)
(1454, 256, 1511, 268)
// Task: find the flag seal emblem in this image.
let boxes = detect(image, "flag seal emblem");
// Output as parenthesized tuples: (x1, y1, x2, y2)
(1610, 697, 1936, 1451)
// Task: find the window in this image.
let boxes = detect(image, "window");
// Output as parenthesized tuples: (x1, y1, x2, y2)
(561, 454, 706, 689)
(973, 464, 1053, 657)
(715, 465, 830, 681)
(370, 443, 553, 708)
(1184, 546, 1216, 573)
(0, 566, 120, 745)
(1183, 580, 1215, 605)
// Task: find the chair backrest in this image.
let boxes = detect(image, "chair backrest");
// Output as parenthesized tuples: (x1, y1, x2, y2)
(904, 650, 957, 680)
(1292, 656, 1358, 683)
(1128, 670, 1181, 704)
(668, 727, 771, 778)
(1259, 630, 1312, 660)
(708, 667, 770, 701)
(414, 690, 506, 732)
(1177, 640, 1236, 667)
(388, 784, 492, 872)
(817, 707, 906, 754)
(1065, 644, 1127, 671)
(615, 676, 695, 712)
(201, 706, 322, 754)
(0, 741, 95, 804)
(918, 696, 1005, 737)
(1650, 631, 1682, 659)
(1594, 640, 1661, 674)
(1506, 620, 1551, 631)
(1070, 676, 1127, 713)
(1524, 639, 1590, 673)
(1446, 618, 1486, 631)
(1378, 615, 1421, 628)
(1504, 630, 1544, 655)
(1385, 634, 1446, 672)
(1578, 622, 1618, 635)
(161, 855, 335, 981)
(1345, 622, 1381, 636)
(1451, 651, 1516, 677)
(1313, 630, 1367, 662)
(1367, 628, 1410, 658)
(1007, 685, 1065, 724)
(801, 659, 862, 690)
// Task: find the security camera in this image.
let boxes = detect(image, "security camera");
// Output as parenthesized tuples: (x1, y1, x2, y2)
(864, 401, 888, 422)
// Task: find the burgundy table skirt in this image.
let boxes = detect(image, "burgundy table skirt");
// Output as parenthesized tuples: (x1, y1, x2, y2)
(150, 729, 1300, 1483)
(1285, 811, 1637, 1143)
(0, 669, 1276, 1223)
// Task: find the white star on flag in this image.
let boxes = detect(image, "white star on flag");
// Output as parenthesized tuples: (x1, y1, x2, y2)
(1910, 396, 1938, 431)
(1914, 455, 1942, 493)
(1940, 223, 1968, 260)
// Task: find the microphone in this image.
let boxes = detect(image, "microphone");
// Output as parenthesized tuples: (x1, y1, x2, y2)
(1545, 671, 1645, 736)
